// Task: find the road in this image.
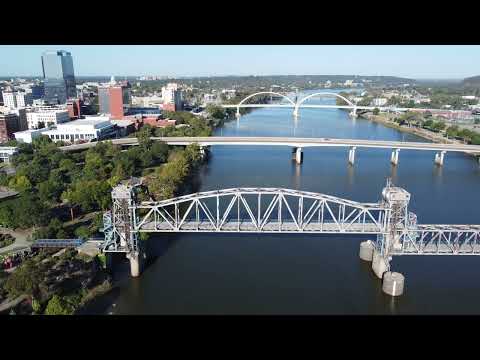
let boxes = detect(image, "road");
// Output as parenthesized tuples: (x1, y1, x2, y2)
(59, 136, 480, 154)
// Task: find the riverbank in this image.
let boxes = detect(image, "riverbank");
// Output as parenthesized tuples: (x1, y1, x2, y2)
(362, 113, 480, 159)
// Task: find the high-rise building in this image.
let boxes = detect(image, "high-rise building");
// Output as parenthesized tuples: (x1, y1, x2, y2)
(41, 50, 76, 104)
(98, 81, 131, 118)
(161, 83, 183, 111)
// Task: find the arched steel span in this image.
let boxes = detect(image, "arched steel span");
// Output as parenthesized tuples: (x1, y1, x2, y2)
(103, 185, 480, 258)
(238, 92, 296, 107)
(133, 187, 388, 234)
(294, 92, 356, 116)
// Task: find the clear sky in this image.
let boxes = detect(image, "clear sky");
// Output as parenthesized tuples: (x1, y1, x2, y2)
(1, 45, 479, 79)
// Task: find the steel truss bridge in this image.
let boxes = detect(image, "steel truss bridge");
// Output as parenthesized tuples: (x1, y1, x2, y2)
(100, 182, 480, 267)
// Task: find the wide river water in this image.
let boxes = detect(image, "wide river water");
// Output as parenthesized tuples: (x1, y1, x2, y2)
(109, 89, 480, 315)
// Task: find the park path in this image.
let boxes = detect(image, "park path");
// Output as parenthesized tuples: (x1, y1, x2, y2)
(0, 228, 33, 255)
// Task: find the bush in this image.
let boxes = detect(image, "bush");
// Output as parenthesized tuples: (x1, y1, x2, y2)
(0, 233, 15, 248)
(44, 295, 75, 315)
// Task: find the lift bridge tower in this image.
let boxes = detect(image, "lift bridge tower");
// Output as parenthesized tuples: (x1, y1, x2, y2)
(100, 178, 144, 277)
(371, 178, 415, 278)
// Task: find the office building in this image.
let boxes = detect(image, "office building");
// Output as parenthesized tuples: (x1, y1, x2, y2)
(41, 50, 76, 104)
(2, 90, 33, 108)
(0, 107, 27, 142)
(162, 83, 183, 111)
(98, 81, 131, 118)
(66, 98, 82, 118)
(26, 107, 70, 129)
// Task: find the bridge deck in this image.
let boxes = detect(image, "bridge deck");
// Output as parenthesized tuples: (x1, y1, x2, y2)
(140, 221, 384, 233)
(60, 136, 480, 154)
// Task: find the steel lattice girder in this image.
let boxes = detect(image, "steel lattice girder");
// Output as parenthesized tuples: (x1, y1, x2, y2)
(133, 188, 388, 233)
(395, 226, 480, 255)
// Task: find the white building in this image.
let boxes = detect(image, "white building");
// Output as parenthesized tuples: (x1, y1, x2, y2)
(1, 90, 32, 108)
(14, 128, 48, 144)
(161, 83, 183, 111)
(41, 118, 117, 143)
(2, 91, 16, 108)
(0, 146, 18, 163)
(462, 95, 477, 100)
(204, 94, 217, 104)
(372, 98, 388, 107)
(16, 92, 33, 107)
(26, 108, 70, 129)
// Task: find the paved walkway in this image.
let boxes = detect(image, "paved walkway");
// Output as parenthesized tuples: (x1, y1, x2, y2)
(0, 228, 33, 255)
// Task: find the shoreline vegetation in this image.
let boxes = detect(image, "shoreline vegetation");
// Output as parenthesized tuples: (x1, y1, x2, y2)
(0, 105, 234, 315)
(361, 112, 480, 160)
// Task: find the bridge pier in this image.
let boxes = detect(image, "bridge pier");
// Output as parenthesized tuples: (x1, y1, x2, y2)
(382, 272, 405, 296)
(371, 249, 389, 279)
(390, 149, 400, 166)
(349, 106, 358, 118)
(434, 151, 446, 166)
(359, 240, 374, 261)
(293, 108, 299, 117)
(236, 108, 240, 118)
(292, 147, 303, 164)
(127, 251, 144, 277)
(348, 147, 356, 166)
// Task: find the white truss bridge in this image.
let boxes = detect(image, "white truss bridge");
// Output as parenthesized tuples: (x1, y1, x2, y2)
(101, 185, 480, 257)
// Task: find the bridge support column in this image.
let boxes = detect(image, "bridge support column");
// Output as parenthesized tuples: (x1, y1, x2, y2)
(390, 149, 400, 166)
(382, 272, 405, 296)
(293, 108, 299, 117)
(350, 106, 358, 118)
(348, 147, 356, 166)
(292, 147, 303, 164)
(359, 240, 374, 261)
(236, 108, 240, 118)
(371, 249, 389, 279)
(127, 251, 143, 278)
(434, 151, 446, 166)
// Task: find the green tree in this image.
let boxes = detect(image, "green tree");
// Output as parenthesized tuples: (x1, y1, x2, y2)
(372, 108, 380, 115)
(44, 295, 75, 315)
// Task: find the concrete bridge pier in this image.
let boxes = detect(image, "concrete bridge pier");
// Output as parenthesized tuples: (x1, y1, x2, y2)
(235, 108, 240, 118)
(349, 106, 358, 118)
(348, 147, 356, 166)
(390, 149, 400, 166)
(292, 147, 303, 164)
(127, 251, 144, 277)
(359, 240, 374, 261)
(199, 146, 209, 160)
(293, 108, 299, 117)
(371, 248, 389, 279)
(435, 151, 446, 166)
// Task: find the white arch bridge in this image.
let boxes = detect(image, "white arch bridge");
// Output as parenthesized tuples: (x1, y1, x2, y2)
(223, 91, 461, 118)
(100, 182, 480, 283)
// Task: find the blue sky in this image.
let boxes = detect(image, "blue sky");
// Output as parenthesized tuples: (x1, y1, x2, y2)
(1, 45, 479, 79)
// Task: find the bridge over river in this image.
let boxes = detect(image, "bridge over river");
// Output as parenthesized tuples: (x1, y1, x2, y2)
(60, 136, 480, 166)
(99, 180, 480, 297)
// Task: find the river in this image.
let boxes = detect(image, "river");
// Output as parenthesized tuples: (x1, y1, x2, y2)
(108, 89, 480, 315)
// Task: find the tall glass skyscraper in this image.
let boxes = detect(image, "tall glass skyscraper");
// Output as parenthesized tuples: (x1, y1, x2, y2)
(41, 50, 76, 104)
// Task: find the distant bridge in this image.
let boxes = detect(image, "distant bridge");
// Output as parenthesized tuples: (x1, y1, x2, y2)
(222, 91, 470, 118)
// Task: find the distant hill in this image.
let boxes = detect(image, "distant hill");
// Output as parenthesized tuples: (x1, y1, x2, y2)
(462, 76, 480, 87)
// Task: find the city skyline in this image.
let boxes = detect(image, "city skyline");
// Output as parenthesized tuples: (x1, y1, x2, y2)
(1, 45, 480, 79)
